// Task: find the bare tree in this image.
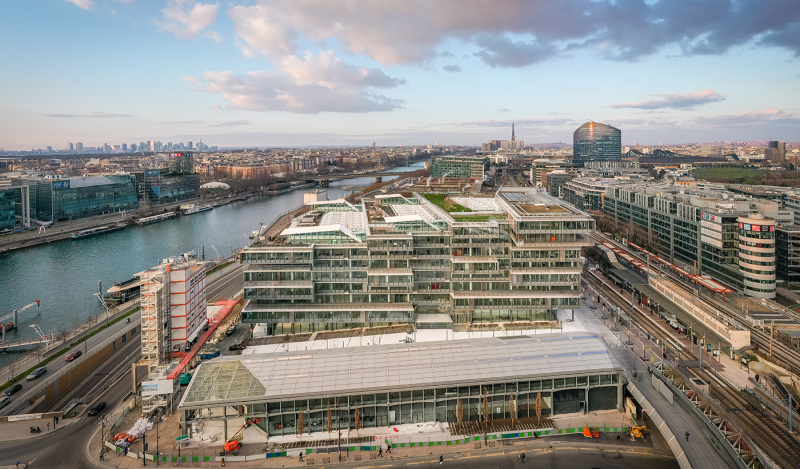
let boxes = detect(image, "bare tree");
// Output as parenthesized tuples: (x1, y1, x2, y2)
(297, 410, 304, 440)
(354, 404, 361, 436)
(483, 387, 490, 440)
(456, 397, 464, 427)
(326, 402, 333, 436)
(509, 392, 516, 430)
(535, 391, 543, 426)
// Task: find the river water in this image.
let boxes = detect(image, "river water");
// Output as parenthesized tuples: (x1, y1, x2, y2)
(0, 162, 424, 366)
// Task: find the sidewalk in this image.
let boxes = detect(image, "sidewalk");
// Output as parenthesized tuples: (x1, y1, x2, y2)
(0, 415, 77, 441)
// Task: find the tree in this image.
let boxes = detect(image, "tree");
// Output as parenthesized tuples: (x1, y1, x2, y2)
(326, 402, 333, 436)
(456, 397, 464, 426)
(297, 410, 304, 440)
(483, 387, 490, 440)
(535, 391, 543, 425)
(354, 404, 361, 436)
(509, 392, 516, 430)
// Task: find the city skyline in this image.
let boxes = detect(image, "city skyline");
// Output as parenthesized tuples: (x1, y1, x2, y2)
(1, 0, 799, 150)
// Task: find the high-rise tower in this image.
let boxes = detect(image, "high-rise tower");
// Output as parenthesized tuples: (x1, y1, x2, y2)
(512, 123, 516, 141)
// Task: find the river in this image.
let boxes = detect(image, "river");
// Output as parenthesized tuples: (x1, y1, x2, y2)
(0, 162, 425, 366)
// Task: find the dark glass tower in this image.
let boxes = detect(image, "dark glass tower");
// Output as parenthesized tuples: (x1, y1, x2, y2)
(573, 121, 621, 161)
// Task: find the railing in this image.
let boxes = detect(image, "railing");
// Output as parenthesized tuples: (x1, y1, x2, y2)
(61, 352, 142, 416)
(0, 319, 141, 417)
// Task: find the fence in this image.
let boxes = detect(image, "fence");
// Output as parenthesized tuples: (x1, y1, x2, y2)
(0, 320, 141, 416)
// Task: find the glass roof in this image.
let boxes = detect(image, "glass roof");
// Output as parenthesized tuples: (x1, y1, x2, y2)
(183, 360, 265, 404)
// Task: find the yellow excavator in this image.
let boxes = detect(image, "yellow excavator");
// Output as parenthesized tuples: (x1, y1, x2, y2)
(630, 425, 646, 440)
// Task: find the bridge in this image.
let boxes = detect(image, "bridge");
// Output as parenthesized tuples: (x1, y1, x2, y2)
(303, 170, 417, 186)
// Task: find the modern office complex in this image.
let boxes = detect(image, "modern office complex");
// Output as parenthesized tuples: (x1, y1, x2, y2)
(776, 226, 800, 283)
(169, 151, 194, 174)
(0, 189, 15, 231)
(133, 169, 201, 204)
(572, 122, 621, 162)
(430, 156, 488, 178)
(12, 175, 138, 222)
(240, 187, 594, 335)
(178, 332, 623, 438)
(578, 181, 793, 298)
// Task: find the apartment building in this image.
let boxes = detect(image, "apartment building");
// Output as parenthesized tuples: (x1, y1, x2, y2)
(240, 187, 594, 335)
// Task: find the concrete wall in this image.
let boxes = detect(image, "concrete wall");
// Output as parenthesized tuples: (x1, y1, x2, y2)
(28, 325, 139, 413)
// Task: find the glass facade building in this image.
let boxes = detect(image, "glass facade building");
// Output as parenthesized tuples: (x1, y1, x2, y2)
(430, 156, 488, 178)
(178, 333, 623, 437)
(573, 122, 621, 161)
(241, 188, 594, 335)
(133, 170, 201, 204)
(0, 189, 15, 231)
(13, 176, 139, 222)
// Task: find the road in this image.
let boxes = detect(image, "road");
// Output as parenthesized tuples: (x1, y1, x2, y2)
(2, 262, 242, 415)
(0, 362, 133, 469)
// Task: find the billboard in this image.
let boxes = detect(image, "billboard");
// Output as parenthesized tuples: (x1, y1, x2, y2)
(142, 379, 174, 397)
(145, 169, 160, 177)
(700, 212, 720, 223)
(52, 181, 70, 189)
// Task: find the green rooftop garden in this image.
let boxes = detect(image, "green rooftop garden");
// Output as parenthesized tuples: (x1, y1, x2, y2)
(423, 193, 472, 213)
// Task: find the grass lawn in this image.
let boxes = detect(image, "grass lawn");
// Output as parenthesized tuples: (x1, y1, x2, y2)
(207, 260, 235, 275)
(692, 167, 767, 180)
(423, 194, 472, 213)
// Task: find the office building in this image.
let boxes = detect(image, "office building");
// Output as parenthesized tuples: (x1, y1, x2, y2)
(776, 226, 800, 283)
(240, 187, 594, 335)
(430, 155, 487, 178)
(0, 189, 15, 231)
(699, 145, 722, 157)
(766, 141, 786, 163)
(178, 332, 623, 437)
(572, 122, 621, 161)
(131, 143, 137, 152)
(12, 175, 139, 223)
(584, 181, 791, 298)
(133, 168, 200, 204)
(169, 151, 194, 174)
(67, 142, 74, 151)
(543, 171, 573, 198)
(76, 142, 83, 151)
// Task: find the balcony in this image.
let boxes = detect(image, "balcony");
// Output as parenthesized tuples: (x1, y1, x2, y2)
(244, 280, 313, 288)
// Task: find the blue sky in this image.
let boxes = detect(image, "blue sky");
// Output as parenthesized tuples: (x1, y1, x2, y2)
(1, 0, 799, 150)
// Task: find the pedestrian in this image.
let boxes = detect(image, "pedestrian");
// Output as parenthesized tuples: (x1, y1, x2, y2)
(439, 455, 444, 466)
(299, 452, 303, 462)
(617, 434, 621, 444)
(100, 451, 105, 461)
(221, 457, 225, 466)
(379, 447, 383, 457)
(685, 431, 689, 442)
(47, 422, 50, 431)
(387, 444, 391, 454)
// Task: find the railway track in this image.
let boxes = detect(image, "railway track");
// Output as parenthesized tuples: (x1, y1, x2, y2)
(709, 373, 800, 469)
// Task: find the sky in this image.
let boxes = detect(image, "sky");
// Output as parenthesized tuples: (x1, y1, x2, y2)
(1, 0, 799, 150)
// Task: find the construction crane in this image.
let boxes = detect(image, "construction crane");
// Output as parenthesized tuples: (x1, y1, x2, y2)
(1, 300, 41, 342)
(210, 245, 221, 261)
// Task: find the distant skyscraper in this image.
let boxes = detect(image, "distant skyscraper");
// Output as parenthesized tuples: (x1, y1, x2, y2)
(767, 141, 786, 163)
(572, 121, 621, 161)
(122, 143, 127, 151)
(372, 142, 376, 148)
(188, 141, 193, 150)
(131, 143, 137, 152)
(46, 146, 52, 152)
(103, 143, 110, 153)
(67, 142, 74, 151)
(76, 142, 83, 150)
(511, 123, 515, 141)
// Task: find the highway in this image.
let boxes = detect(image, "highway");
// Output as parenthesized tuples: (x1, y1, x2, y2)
(1, 262, 243, 416)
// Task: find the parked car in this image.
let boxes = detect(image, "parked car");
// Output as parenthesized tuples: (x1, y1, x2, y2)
(88, 402, 106, 416)
(66, 350, 82, 362)
(4, 383, 22, 396)
(26, 367, 47, 381)
(0, 396, 9, 409)
(228, 343, 245, 351)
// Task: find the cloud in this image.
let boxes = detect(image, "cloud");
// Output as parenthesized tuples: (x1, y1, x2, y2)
(693, 109, 799, 126)
(45, 112, 134, 118)
(442, 64, 461, 73)
(163, 119, 205, 124)
(609, 89, 725, 110)
(226, 1, 800, 68)
(195, 50, 405, 113)
(64, 0, 92, 9)
(153, 0, 218, 40)
(205, 31, 222, 42)
(473, 35, 557, 68)
(210, 120, 252, 127)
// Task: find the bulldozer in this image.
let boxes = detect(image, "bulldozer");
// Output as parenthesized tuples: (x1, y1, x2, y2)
(630, 425, 646, 440)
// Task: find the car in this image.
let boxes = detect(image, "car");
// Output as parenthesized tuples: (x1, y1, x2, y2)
(228, 343, 245, 351)
(66, 350, 82, 362)
(88, 402, 106, 416)
(0, 396, 9, 409)
(26, 367, 47, 381)
(4, 383, 22, 396)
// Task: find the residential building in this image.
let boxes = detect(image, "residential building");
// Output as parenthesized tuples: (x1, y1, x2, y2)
(430, 155, 487, 178)
(572, 122, 621, 162)
(169, 262, 207, 350)
(766, 141, 786, 163)
(240, 187, 594, 336)
(699, 145, 722, 156)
